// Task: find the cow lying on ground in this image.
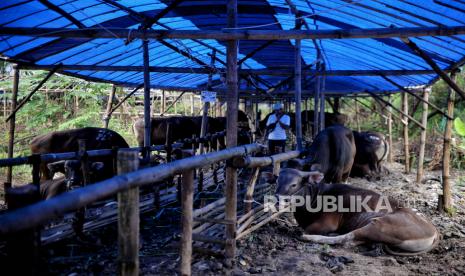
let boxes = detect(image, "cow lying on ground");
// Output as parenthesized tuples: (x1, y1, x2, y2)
(258, 111, 348, 137)
(133, 111, 252, 148)
(290, 125, 356, 183)
(351, 131, 389, 179)
(30, 127, 129, 181)
(275, 168, 439, 255)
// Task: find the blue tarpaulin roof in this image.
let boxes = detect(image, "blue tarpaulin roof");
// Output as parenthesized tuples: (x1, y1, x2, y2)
(0, 0, 465, 96)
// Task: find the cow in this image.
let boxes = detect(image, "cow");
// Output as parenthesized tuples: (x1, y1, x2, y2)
(30, 127, 129, 181)
(258, 111, 348, 137)
(275, 168, 440, 256)
(293, 125, 356, 183)
(351, 131, 390, 179)
(133, 110, 252, 148)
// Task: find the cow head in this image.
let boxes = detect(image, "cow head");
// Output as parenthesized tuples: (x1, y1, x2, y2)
(47, 160, 105, 189)
(276, 168, 324, 196)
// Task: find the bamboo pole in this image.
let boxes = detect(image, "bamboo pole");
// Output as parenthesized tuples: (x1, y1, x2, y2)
(109, 84, 143, 116)
(402, 93, 410, 173)
(103, 85, 117, 128)
(142, 39, 151, 160)
(190, 94, 194, 115)
(180, 169, 194, 276)
(225, 0, 238, 266)
(355, 98, 361, 132)
(161, 90, 166, 114)
(117, 150, 140, 276)
(294, 39, 303, 151)
(416, 88, 430, 183)
(232, 150, 300, 168)
(313, 62, 320, 137)
(5, 26, 465, 40)
(442, 72, 457, 212)
(6, 65, 19, 186)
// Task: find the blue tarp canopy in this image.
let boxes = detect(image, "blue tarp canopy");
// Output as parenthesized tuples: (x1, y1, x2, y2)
(0, 0, 465, 96)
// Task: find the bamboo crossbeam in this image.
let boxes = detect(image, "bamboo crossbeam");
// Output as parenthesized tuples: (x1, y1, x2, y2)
(366, 91, 425, 130)
(0, 144, 261, 234)
(3, 26, 465, 40)
(109, 84, 143, 116)
(231, 150, 301, 168)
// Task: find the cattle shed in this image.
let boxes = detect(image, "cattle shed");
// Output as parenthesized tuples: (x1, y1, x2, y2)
(0, 0, 465, 275)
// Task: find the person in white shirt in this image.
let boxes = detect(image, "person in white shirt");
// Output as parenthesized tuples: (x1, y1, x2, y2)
(266, 103, 291, 154)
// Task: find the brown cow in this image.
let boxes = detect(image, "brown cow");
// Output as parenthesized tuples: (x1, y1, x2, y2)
(30, 127, 129, 181)
(275, 168, 439, 255)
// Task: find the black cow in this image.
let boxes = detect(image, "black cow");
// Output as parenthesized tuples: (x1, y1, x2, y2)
(258, 110, 347, 137)
(30, 127, 129, 181)
(351, 131, 389, 179)
(289, 125, 356, 183)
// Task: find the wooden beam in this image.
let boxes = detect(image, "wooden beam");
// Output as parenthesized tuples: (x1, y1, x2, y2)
(238, 41, 274, 65)
(402, 37, 465, 100)
(179, 169, 194, 276)
(387, 96, 393, 163)
(38, 0, 86, 28)
(416, 88, 429, 183)
(16, 64, 448, 76)
(5, 64, 61, 122)
(381, 75, 453, 120)
(3, 26, 465, 40)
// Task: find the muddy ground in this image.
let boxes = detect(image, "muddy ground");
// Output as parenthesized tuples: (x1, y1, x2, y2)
(1, 162, 465, 275)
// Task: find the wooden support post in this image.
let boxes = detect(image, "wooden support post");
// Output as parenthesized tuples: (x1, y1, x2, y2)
(109, 84, 143, 116)
(294, 39, 303, 151)
(245, 168, 260, 213)
(225, 0, 238, 267)
(402, 93, 410, 173)
(387, 97, 393, 163)
(442, 71, 457, 212)
(6, 65, 19, 187)
(142, 39, 151, 160)
(103, 85, 117, 128)
(180, 169, 194, 276)
(117, 150, 140, 276)
(416, 88, 429, 183)
(319, 68, 326, 131)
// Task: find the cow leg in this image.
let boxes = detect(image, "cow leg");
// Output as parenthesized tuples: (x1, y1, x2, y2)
(300, 231, 360, 246)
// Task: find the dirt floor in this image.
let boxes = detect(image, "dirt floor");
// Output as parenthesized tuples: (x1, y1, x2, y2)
(1, 162, 465, 275)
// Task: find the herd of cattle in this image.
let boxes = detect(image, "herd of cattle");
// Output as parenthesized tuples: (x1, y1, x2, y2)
(5, 109, 439, 256)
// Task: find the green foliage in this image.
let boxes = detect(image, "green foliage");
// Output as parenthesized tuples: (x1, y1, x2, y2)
(455, 117, 465, 137)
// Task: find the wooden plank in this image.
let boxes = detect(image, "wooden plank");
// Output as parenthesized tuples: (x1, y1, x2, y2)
(402, 93, 410, 173)
(117, 150, 140, 276)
